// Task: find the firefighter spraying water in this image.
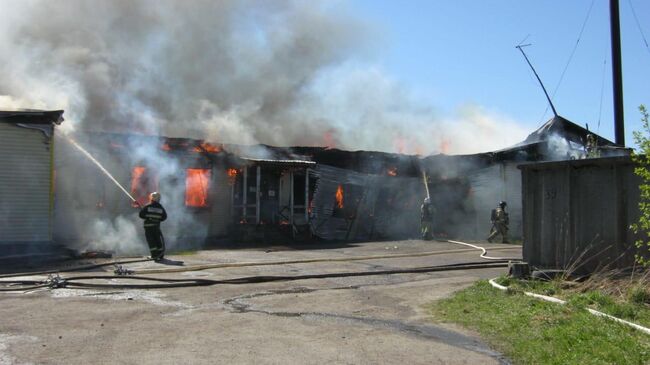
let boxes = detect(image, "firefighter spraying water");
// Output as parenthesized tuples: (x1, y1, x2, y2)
(63, 135, 174, 259)
(64, 135, 139, 205)
(139, 192, 167, 261)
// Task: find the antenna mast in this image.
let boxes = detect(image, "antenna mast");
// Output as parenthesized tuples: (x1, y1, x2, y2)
(516, 44, 558, 118)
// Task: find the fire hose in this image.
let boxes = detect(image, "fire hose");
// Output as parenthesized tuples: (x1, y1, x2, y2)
(0, 260, 509, 291)
(488, 278, 650, 336)
(0, 258, 153, 279)
(0, 240, 520, 291)
(0, 245, 520, 279)
(132, 245, 520, 275)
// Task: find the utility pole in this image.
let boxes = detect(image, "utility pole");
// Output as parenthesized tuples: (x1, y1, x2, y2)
(610, 0, 625, 146)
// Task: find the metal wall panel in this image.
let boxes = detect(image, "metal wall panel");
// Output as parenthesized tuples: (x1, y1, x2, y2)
(0, 123, 53, 243)
(521, 157, 642, 272)
(208, 169, 232, 237)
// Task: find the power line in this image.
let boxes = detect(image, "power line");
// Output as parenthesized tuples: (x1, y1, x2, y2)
(627, 0, 650, 56)
(539, 0, 596, 123)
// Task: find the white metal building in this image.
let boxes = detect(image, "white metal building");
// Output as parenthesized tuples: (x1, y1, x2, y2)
(0, 110, 64, 257)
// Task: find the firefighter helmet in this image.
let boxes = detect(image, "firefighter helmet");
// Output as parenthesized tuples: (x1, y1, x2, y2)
(499, 201, 507, 208)
(150, 192, 161, 203)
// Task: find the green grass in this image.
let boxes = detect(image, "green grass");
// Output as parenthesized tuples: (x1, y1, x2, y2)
(428, 281, 650, 365)
(496, 277, 650, 328)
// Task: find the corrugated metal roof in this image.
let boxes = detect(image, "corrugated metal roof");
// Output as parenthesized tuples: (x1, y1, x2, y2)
(0, 110, 64, 125)
(241, 157, 315, 165)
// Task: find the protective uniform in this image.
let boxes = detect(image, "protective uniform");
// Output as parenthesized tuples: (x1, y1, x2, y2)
(585, 134, 600, 158)
(139, 193, 167, 260)
(420, 198, 434, 240)
(487, 201, 509, 243)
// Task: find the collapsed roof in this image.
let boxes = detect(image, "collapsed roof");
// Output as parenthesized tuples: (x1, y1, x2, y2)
(520, 115, 615, 147)
(71, 114, 622, 180)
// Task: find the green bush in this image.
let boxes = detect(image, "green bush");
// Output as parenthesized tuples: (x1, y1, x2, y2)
(631, 104, 650, 266)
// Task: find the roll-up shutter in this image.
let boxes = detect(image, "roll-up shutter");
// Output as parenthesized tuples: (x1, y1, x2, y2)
(0, 123, 53, 243)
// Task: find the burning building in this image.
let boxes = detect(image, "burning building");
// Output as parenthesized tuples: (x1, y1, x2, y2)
(53, 132, 235, 254)
(0, 110, 64, 259)
(420, 115, 626, 241)
(45, 113, 626, 255)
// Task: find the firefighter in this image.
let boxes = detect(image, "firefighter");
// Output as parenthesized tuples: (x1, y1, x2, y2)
(139, 192, 167, 261)
(585, 133, 600, 158)
(421, 197, 434, 240)
(487, 201, 509, 243)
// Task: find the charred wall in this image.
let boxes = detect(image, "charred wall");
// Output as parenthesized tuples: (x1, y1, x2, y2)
(310, 164, 424, 241)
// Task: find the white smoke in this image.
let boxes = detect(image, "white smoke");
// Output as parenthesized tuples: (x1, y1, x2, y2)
(1, 0, 533, 254)
(545, 133, 585, 160)
(85, 215, 147, 255)
(0, 0, 528, 155)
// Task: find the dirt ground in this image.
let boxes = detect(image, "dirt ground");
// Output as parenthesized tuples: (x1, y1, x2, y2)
(0, 240, 521, 365)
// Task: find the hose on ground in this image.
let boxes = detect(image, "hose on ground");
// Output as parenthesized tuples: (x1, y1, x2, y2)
(445, 240, 521, 261)
(488, 278, 650, 336)
(0, 245, 519, 278)
(0, 261, 509, 291)
(0, 258, 153, 279)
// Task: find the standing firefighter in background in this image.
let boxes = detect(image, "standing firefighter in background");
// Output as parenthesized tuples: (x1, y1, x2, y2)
(421, 197, 434, 240)
(139, 192, 167, 261)
(585, 133, 600, 158)
(487, 201, 509, 243)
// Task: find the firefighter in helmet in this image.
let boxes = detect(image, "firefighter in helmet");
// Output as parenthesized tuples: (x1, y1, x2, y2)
(421, 197, 434, 240)
(585, 133, 600, 158)
(487, 201, 509, 243)
(139, 192, 167, 261)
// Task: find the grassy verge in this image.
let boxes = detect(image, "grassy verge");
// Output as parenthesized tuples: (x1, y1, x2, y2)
(498, 276, 650, 328)
(428, 280, 650, 365)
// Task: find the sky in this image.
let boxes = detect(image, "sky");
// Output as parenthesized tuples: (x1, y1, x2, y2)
(348, 0, 650, 147)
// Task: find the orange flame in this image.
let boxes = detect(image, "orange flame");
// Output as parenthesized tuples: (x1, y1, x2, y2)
(161, 143, 172, 151)
(414, 145, 424, 156)
(226, 168, 239, 185)
(193, 142, 222, 153)
(335, 185, 344, 208)
(185, 168, 210, 207)
(393, 137, 406, 154)
(387, 167, 397, 176)
(131, 166, 156, 207)
(323, 131, 336, 149)
(439, 139, 450, 154)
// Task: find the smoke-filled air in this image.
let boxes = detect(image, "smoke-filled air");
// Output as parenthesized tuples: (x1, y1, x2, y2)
(0, 0, 528, 155)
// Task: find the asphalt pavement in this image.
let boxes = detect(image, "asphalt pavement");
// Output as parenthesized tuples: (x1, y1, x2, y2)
(0, 239, 521, 365)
